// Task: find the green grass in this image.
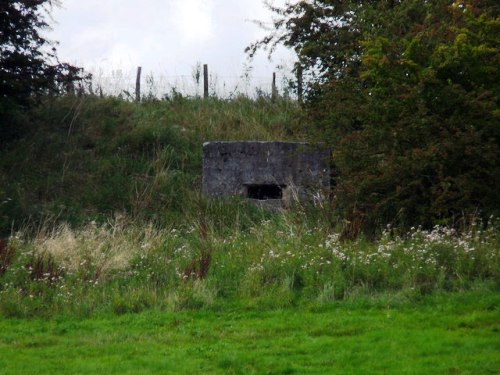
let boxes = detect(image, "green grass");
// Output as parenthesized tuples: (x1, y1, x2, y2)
(0, 289, 498, 374)
(0, 95, 304, 236)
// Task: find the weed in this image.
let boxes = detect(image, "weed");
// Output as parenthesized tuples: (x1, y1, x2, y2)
(0, 238, 15, 276)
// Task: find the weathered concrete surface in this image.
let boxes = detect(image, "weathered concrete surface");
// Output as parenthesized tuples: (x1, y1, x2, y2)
(202, 141, 330, 204)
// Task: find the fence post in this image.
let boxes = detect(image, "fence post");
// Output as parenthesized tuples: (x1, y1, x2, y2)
(203, 64, 209, 99)
(297, 64, 303, 104)
(272, 72, 277, 102)
(135, 66, 142, 102)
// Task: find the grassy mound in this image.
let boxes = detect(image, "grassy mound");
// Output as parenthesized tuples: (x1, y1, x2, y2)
(0, 95, 303, 235)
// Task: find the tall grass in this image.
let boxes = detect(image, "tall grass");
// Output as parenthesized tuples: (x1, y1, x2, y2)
(1, 208, 498, 318)
(0, 94, 304, 236)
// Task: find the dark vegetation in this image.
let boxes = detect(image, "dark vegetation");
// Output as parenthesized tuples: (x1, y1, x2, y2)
(250, 0, 500, 233)
(0, 0, 85, 145)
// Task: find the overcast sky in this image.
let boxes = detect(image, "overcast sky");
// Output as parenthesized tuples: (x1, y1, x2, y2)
(47, 0, 295, 95)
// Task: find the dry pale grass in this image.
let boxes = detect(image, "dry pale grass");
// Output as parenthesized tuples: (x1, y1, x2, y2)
(33, 217, 165, 278)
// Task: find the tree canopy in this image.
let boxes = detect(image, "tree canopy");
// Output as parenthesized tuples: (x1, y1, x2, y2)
(0, 0, 84, 142)
(251, 0, 500, 233)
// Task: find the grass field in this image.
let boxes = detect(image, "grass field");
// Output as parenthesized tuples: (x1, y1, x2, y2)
(0, 288, 498, 374)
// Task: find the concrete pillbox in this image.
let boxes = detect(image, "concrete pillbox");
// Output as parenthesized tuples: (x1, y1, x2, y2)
(202, 141, 330, 205)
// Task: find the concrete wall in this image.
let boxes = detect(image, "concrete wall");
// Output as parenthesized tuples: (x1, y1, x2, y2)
(202, 141, 330, 205)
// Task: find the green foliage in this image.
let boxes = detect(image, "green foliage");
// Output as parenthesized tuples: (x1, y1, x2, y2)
(254, 0, 500, 232)
(247, 0, 365, 90)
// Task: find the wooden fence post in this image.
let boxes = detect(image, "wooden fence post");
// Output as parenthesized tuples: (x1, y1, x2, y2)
(203, 64, 209, 99)
(135, 66, 142, 102)
(297, 65, 303, 104)
(272, 72, 277, 102)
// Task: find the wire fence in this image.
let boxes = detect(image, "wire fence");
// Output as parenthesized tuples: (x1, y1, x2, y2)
(83, 65, 300, 101)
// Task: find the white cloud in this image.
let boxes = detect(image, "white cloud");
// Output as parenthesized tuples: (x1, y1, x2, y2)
(172, 0, 214, 44)
(48, 0, 295, 94)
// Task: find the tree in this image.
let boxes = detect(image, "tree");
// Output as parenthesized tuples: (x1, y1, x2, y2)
(343, 0, 500, 231)
(0, 0, 85, 142)
(246, 0, 367, 97)
(252, 0, 500, 232)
